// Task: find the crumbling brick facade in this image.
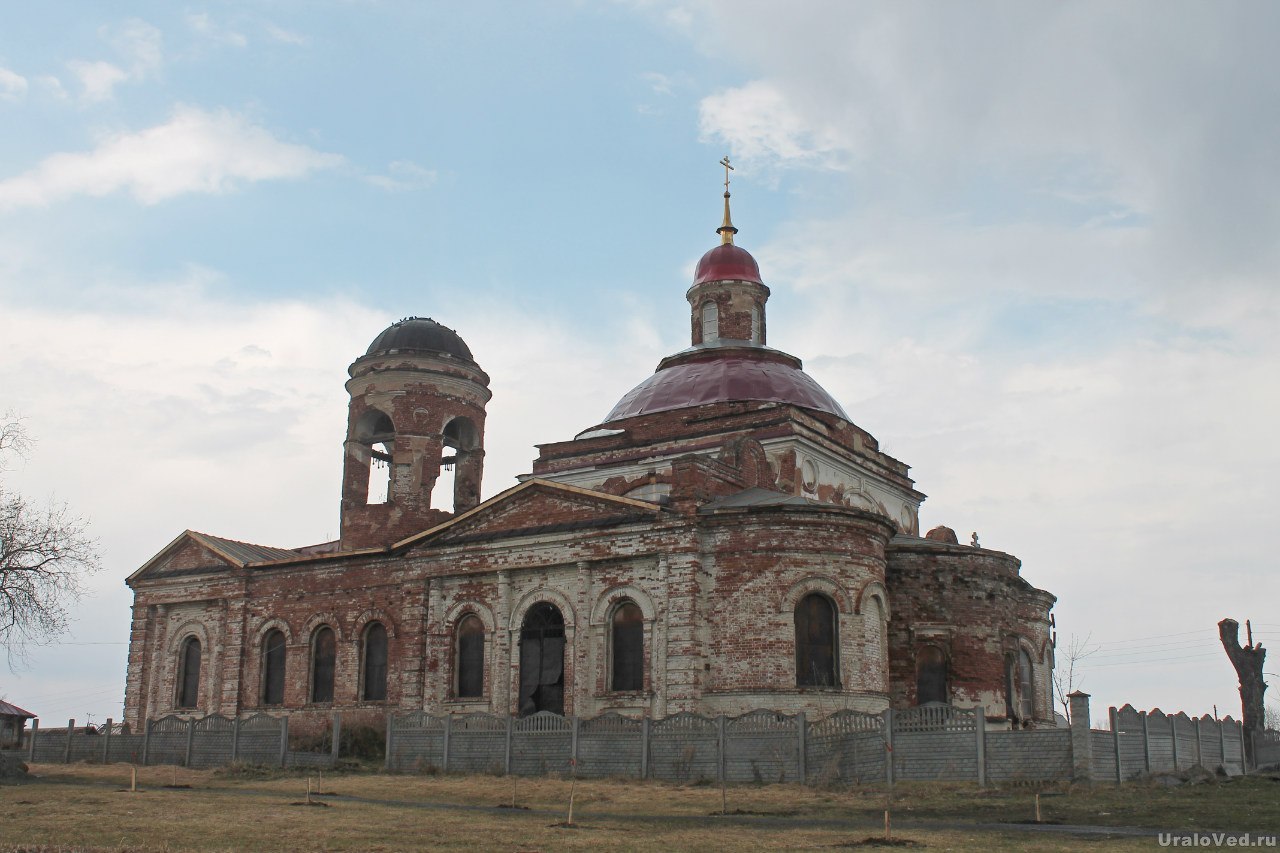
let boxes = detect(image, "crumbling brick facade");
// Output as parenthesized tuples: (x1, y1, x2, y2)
(124, 217, 1055, 731)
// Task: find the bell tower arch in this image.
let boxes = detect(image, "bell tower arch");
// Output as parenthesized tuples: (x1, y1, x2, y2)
(339, 317, 490, 550)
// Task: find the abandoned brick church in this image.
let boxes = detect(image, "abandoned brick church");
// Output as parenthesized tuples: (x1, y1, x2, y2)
(122, 184, 1057, 731)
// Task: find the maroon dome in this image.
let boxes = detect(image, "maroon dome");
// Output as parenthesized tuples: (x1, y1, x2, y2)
(693, 243, 764, 286)
(603, 355, 849, 422)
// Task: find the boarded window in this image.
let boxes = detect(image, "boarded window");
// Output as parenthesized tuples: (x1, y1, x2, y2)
(362, 622, 388, 701)
(311, 626, 336, 703)
(795, 593, 837, 687)
(701, 301, 718, 342)
(456, 615, 484, 698)
(518, 603, 565, 716)
(611, 601, 643, 692)
(750, 304, 761, 344)
(261, 629, 286, 706)
(1017, 648, 1035, 721)
(916, 645, 948, 704)
(177, 637, 201, 709)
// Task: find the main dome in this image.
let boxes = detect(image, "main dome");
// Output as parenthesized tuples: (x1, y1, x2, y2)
(693, 243, 763, 286)
(365, 317, 474, 362)
(603, 353, 850, 423)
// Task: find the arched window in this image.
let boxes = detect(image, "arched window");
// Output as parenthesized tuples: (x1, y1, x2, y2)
(916, 645, 948, 704)
(261, 629, 286, 706)
(1017, 648, 1035, 720)
(362, 622, 388, 701)
(311, 626, 336, 703)
(750, 304, 761, 344)
(701, 301, 718, 343)
(358, 410, 395, 505)
(177, 636, 201, 709)
(610, 601, 644, 692)
(518, 603, 565, 716)
(795, 593, 837, 687)
(456, 614, 484, 699)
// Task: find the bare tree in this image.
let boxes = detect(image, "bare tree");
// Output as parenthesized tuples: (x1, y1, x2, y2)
(0, 412, 101, 666)
(1219, 618, 1266, 765)
(1052, 633, 1099, 723)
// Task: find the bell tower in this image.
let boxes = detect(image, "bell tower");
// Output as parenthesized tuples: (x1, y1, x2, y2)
(339, 317, 490, 550)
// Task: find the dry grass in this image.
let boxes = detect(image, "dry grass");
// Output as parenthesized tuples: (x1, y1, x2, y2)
(0, 763, 1275, 852)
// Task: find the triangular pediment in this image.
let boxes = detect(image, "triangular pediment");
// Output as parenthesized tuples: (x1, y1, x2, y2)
(393, 479, 663, 550)
(127, 531, 239, 584)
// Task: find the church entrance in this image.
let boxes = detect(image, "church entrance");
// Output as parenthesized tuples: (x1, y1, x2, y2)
(518, 602, 565, 716)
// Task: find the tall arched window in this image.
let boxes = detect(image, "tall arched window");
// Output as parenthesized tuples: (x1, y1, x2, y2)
(261, 629, 286, 706)
(611, 601, 643, 692)
(701, 301, 718, 343)
(362, 622, 388, 701)
(177, 636, 201, 709)
(456, 615, 484, 699)
(1017, 648, 1035, 721)
(518, 603, 565, 716)
(750, 304, 761, 344)
(916, 645, 948, 704)
(795, 593, 837, 687)
(311, 626, 336, 703)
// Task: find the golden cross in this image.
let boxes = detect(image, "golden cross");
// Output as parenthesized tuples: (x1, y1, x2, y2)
(720, 155, 734, 193)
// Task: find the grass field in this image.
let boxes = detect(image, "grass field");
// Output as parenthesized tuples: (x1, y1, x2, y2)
(1, 763, 1277, 852)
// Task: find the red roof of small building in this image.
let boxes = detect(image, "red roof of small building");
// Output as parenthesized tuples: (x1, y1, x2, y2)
(0, 700, 35, 718)
(692, 243, 764, 286)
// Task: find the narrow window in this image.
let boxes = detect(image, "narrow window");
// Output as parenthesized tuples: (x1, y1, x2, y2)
(795, 593, 837, 687)
(177, 637, 201, 709)
(261, 629, 286, 706)
(611, 601, 644, 691)
(362, 411, 395, 505)
(311, 626, 336, 703)
(701, 301, 718, 343)
(1017, 648, 1035, 721)
(518, 603, 565, 716)
(456, 615, 485, 698)
(750, 304, 761, 344)
(362, 622, 388, 701)
(916, 645, 948, 704)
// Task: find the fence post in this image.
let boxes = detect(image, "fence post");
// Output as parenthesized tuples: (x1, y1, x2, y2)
(141, 718, 151, 766)
(1068, 692, 1092, 782)
(184, 718, 196, 767)
(384, 713, 394, 771)
(1141, 712, 1151, 773)
(1170, 716, 1179, 769)
(716, 715, 726, 784)
(331, 712, 341, 768)
(27, 718, 38, 763)
(504, 715, 513, 775)
(1239, 721, 1247, 772)
(231, 717, 241, 763)
(279, 716, 289, 769)
(796, 712, 807, 785)
(1219, 719, 1227, 771)
(1109, 707, 1122, 783)
(974, 708, 986, 787)
(883, 708, 894, 786)
(570, 715, 580, 772)
(640, 717, 651, 780)
(442, 715, 452, 773)
(65, 718, 74, 764)
(103, 718, 113, 764)
(1195, 717, 1203, 768)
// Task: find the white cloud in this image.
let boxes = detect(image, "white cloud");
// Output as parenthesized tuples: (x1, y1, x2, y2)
(366, 159, 437, 192)
(187, 12, 248, 48)
(264, 23, 308, 46)
(640, 71, 673, 96)
(36, 75, 68, 100)
(67, 18, 163, 102)
(0, 105, 344, 209)
(0, 66, 28, 102)
(699, 80, 848, 171)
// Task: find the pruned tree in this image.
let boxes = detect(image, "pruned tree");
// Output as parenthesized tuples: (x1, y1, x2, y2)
(1219, 617, 1266, 766)
(1, 412, 102, 666)
(1052, 632, 1098, 723)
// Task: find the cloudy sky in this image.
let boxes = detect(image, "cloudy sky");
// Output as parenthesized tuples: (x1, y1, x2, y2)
(2, 1, 1277, 728)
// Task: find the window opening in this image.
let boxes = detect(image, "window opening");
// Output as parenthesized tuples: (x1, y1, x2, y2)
(701, 301, 718, 343)
(751, 304, 761, 344)
(311, 626, 336, 703)
(362, 411, 395, 505)
(261, 629, 286, 706)
(518, 603, 565, 716)
(362, 622, 388, 701)
(795, 593, 837, 687)
(1017, 648, 1035, 721)
(456, 614, 485, 698)
(611, 601, 643, 691)
(916, 645, 948, 704)
(177, 636, 201, 709)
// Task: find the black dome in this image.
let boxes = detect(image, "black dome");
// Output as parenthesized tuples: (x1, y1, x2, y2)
(365, 317, 474, 362)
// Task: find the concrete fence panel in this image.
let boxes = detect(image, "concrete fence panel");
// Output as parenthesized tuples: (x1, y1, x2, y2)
(577, 712, 642, 779)
(451, 713, 508, 775)
(386, 711, 444, 772)
(725, 710, 800, 785)
(649, 712, 718, 783)
(511, 712, 571, 777)
(804, 709, 885, 786)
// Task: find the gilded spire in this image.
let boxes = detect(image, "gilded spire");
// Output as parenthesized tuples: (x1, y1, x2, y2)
(718, 155, 738, 245)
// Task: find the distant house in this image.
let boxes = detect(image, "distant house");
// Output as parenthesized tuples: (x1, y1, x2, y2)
(0, 700, 36, 749)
